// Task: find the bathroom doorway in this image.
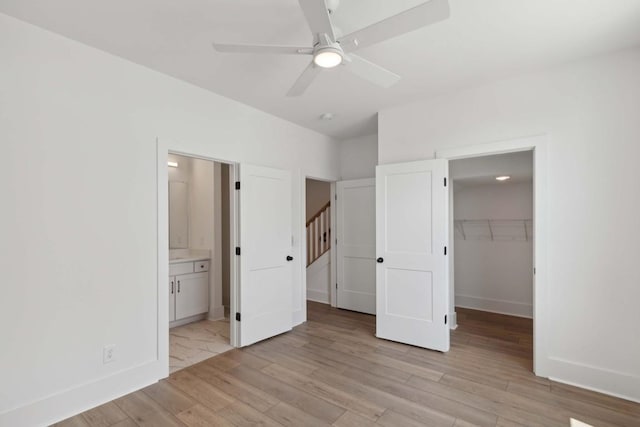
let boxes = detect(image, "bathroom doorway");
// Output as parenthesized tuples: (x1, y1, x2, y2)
(167, 153, 235, 373)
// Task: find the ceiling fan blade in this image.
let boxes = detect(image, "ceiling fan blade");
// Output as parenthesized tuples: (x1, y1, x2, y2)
(287, 62, 322, 97)
(339, 0, 450, 52)
(345, 54, 400, 88)
(213, 43, 313, 55)
(298, 0, 336, 41)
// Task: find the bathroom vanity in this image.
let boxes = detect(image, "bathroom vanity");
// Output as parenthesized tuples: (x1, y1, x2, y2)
(169, 256, 210, 327)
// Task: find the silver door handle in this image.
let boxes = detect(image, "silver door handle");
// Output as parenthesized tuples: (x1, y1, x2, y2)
(177, 281, 181, 293)
(171, 281, 174, 294)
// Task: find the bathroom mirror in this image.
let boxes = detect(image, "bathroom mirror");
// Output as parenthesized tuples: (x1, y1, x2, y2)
(169, 181, 189, 249)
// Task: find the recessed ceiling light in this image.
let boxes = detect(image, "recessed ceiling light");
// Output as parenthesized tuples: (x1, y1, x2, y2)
(168, 161, 178, 168)
(496, 175, 510, 181)
(320, 113, 334, 121)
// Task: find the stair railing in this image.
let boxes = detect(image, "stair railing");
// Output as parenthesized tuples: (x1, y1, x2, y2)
(306, 201, 331, 266)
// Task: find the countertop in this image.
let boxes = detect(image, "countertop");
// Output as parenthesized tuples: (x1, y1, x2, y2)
(169, 256, 210, 264)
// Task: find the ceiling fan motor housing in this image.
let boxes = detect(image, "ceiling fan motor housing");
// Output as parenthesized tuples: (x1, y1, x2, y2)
(313, 34, 344, 68)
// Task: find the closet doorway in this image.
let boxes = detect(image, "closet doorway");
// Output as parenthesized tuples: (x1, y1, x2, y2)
(450, 150, 534, 364)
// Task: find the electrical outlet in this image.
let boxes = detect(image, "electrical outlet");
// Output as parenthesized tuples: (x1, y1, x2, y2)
(103, 345, 116, 364)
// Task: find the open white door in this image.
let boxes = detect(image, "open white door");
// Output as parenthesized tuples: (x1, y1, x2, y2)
(239, 164, 293, 346)
(376, 159, 450, 351)
(336, 178, 376, 314)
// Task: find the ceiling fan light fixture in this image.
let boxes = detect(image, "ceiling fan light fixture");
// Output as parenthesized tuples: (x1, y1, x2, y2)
(314, 48, 343, 68)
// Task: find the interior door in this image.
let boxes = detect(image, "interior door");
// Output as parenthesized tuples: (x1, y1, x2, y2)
(239, 164, 293, 346)
(376, 159, 450, 351)
(336, 178, 376, 314)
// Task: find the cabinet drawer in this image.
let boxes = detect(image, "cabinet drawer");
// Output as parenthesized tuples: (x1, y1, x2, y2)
(194, 260, 209, 272)
(169, 262, 193, 276)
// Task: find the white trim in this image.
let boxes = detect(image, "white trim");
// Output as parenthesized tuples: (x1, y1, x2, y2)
(329, 182, 337, 307)
(436, 133, 548, 377)
(455, 295, 533, 318)
(548, 358, 640, 404)
(156, 138, 170, 377)
(298, 172, 308, 321)
(208, 306, 226, 321)
(170, 313, 208, 328)
(0, 361, 162, 427)
(307, 291, 331, 304)
(229, 163, 239, 347)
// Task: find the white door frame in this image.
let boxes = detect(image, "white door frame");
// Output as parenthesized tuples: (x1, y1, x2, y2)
(435, 134, 548, 376)
(156, 139, 241, 378)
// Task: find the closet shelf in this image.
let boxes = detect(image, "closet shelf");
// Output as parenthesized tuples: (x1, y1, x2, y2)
(455, 219, 533, 241)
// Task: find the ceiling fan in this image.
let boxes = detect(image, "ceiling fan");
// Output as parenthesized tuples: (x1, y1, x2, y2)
(212, 0, 450, 96)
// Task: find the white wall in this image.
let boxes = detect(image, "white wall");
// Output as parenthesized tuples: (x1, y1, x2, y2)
(338, 133, 378, 180)
(0, 14, 339, 426)
(305, 179, 331, 221)
(454, 182, 533, 317)
(187, 157, 225, 320)
(379, 48, 640, 402)
(306, 251, 331, 304)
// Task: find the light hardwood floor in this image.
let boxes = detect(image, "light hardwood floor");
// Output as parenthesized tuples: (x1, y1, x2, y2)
(55, 302, 640, 427)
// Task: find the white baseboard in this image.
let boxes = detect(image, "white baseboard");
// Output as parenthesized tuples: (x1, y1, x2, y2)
(0, 361, 162, 427)
(547, 357, 640, 404)
(293, 309, 305, 327)
(307, 290, 330, 304)
(208, 305, 225, 321)
(455, 294, 532, 318)
(169, 313, 207, 328)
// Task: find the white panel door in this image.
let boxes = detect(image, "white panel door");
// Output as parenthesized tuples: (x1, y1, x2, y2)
(175, 272, 209, 319)
(240, 164, 293, 346)
(336, 178, 376, 314)
(376, 159, 450, 352)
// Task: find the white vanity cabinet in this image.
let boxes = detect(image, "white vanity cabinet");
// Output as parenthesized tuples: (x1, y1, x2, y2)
(169, 259, 210, 325)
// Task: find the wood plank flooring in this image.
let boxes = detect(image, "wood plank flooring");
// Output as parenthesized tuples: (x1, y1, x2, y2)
(55, 303, 640, 427)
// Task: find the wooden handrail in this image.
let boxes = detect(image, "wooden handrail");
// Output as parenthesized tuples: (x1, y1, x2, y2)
(306, 201, 331, 227)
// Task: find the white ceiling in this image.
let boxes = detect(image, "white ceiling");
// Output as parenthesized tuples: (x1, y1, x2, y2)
(451, 151, 532, 188)
(2, 0, 640, 139)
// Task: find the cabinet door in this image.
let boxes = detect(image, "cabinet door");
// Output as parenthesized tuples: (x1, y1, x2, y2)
(169, 276, 176, 322)
(175, 272, 209, 320)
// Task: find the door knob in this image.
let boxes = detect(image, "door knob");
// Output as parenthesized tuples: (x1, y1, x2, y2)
(377, 257, 384, 263)
(286, 256, 294, 261)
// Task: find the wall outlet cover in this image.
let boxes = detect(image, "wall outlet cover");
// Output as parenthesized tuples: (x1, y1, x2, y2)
(103, 345, 116, 364)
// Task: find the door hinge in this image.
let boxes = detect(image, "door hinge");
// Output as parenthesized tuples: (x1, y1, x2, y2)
(235, 247, 241, 256)
(444, 246, 447, 255)
(444, 177, 447, 187)
(235, 312, 241, 322)
(235, 181, 240, 190)
(444, 314, 448, 325)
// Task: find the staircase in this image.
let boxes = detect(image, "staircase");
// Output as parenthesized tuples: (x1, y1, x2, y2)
(306, 202, 331, 266)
